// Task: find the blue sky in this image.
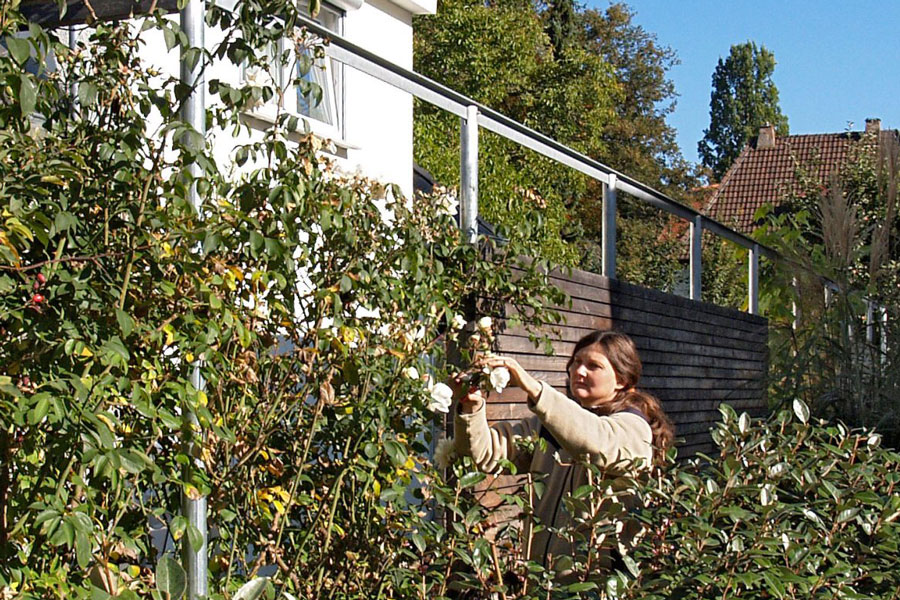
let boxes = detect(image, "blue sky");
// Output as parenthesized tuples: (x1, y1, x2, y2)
(590, 1, 900, 165)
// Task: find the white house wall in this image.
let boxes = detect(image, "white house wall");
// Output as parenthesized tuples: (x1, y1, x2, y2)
(131, 0, 434, 198)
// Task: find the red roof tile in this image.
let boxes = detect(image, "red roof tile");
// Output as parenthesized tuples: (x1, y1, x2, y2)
(702, 129, 897, 234)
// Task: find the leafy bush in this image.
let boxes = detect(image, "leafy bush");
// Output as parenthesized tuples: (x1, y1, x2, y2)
(435, 402, 900, 599)
(0, 3, 564, 598)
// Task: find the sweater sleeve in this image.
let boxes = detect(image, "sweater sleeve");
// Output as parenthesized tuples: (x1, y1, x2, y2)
(454, 404, 539, 474)
(529, 381, 653, 470)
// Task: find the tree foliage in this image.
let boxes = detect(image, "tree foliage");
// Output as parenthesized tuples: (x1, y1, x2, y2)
(699, 41, 789, 180)
(414, 0, 697, 284)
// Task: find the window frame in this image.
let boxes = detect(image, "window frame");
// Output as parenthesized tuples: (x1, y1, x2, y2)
(241, 2, 344, 141)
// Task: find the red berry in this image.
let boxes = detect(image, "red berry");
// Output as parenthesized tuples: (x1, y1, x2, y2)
(36, 273, 47, 284)
(32, 294, 44, 304)
(33, 281, 40, 290)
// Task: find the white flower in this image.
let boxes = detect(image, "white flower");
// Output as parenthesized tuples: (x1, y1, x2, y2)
(436, 190, 458, 217)
(355, 305, 381, 320)
(434, 437, 457, 469)
(427, 382, 453, 413)
(403, 366, 420, 380)
(450, 314, 466, 330)
(867, 433, 882, 448)
(489, 366, 510, 394)
(760, 483, 776, 507)
(476, 316, 493, 332)
(767, 463, 786, 478)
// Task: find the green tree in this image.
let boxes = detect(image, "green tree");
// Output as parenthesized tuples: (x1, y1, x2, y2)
(414, 0, 618, 266)
(578, 3, 693, 192)
(699, 41, 789, 180)
(414, 0, 699, 287)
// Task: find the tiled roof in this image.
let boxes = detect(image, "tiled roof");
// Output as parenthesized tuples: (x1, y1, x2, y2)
(702, 129, 896, 234)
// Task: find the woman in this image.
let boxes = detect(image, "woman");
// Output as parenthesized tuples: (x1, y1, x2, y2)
(454, 330, 674, 572)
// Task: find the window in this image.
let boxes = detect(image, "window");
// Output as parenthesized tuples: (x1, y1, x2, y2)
(243, 3, 343, 138)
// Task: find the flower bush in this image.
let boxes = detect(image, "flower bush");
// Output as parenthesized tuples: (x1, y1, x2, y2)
(0, 2, 565, 597)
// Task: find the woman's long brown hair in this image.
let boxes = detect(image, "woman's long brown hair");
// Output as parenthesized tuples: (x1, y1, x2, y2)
(566, 330, 675, 465)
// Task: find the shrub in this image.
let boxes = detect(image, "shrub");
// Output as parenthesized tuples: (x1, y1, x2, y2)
(0, 3, 564, 598)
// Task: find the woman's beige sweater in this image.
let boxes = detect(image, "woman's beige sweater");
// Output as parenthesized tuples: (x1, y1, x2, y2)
(454, 381, 653, 570)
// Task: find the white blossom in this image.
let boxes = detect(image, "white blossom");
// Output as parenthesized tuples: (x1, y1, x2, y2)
(767, 463, 786, 478)
(434, 437, 457, 469)
(489, 366, 510, 394)
(867, 433, 882, 448)
(427, 382, 453, 413)
(450, 314, 467, 330)
(355, 305, 381, 320)
(435, 190, 458, 217)
(760, 483, 776, 507)
(476, 316, 493, 332)
(403, 366, 420, 380)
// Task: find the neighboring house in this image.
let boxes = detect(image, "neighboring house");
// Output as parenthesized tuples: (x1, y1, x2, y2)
(19, 0, 437, 198)
(701, 118, 899, 235)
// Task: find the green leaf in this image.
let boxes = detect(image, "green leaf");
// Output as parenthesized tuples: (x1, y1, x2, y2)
(19, 76, 37, 115)
(155, 555, 186, 600)
(411, 532, 425, 554)
(458, 472, 486, 489)
(233, 577, 268, 600)
(185, 523, 204, 552)
(29, 394, 51, 424)
(384, 440, 406, 467)
(75, 530, 92, 568)
(78, 82, 99, 107)
(566, 582, 598, 592)
(6, 37, 31, 65)
(115, 309, 135, 337)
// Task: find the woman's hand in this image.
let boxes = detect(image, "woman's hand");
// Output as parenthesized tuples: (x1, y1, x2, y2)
(476, 354, 542, 402)
(458, 389, 486, 414)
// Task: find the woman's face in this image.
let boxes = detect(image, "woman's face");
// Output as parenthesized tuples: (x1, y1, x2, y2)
(568, 343, 623, 408)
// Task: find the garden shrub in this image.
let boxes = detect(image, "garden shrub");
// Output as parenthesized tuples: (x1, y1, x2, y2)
(0, 2, 564, 597)
(434, 402, 900, 599)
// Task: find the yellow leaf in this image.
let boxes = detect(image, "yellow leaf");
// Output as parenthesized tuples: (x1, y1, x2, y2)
(97, 414, 116, 431)
(197, 391, 208, 406)
(163, 324, 175, 346)
(185, 352, 195, 363)
(372, 479, 381, 498)
(272, 500, 285, 515)
(40, 175, 65, 186)
(80, 346, 94, 358)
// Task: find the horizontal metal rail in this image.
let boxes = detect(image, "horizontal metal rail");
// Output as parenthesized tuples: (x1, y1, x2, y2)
(300, 14, 778, 261)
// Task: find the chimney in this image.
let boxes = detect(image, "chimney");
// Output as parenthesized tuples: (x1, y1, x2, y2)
(757, 123, 776, 149)
(865, 118, 881, 135)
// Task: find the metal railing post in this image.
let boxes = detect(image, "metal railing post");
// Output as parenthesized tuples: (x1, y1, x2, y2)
(748, 244, 759, 315)
(881, 306, 888, 366)
(460, 105, 479, 244)
(791, 276, 799, 330)
(181, 1, 208, 598)
(602, 174, 617, 279)
(866, 300, 875, 344)
(689, 215, 702, 301)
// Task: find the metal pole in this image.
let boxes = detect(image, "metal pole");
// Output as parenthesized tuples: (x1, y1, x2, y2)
(181, 1, 207, 598)
(748, 244, 759, 315)
(791, 276, 799, 330)
(881, 306, 888, 366)
(460, 105, 479, 244)
(689, 215, 702, 300)
(866, 300, 875, 344)
(602, 174, 617, 279)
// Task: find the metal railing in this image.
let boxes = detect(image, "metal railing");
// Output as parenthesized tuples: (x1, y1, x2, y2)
(299, 14, 777, 314)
